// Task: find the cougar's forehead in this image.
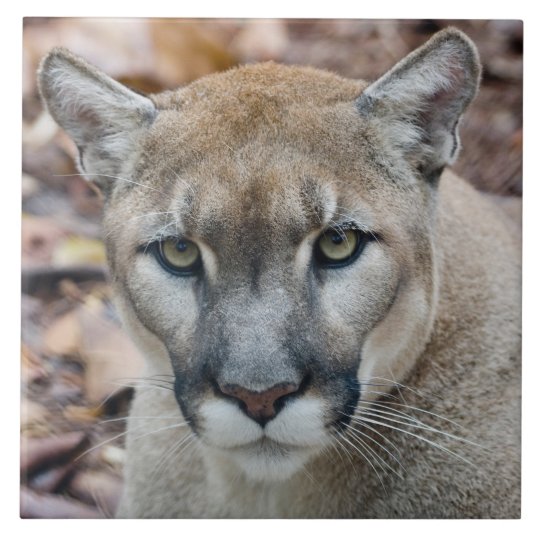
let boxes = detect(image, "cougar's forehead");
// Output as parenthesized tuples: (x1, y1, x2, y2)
(168, 157, 338, 273)
(190, 164, 332, 236)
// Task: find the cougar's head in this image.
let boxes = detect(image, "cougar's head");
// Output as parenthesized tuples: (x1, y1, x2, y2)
(39, 28, 480, 481)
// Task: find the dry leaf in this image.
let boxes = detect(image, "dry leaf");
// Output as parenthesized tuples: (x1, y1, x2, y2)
(230, 20, 289, 62)
(22, 173, 40, 199)
(77, 298, 144, 403)
(21, 398, 51, 435)
(99, 445, 125, 469)
(63, 404, 104, 423)
(20, 486, 102, 518)
(22, 110, 59, 148)
(149, 21, 237, 87)
(21, 344, 48, 385)
(22, 214, 67, 267)
(20, 431, 88, 475)
(28, 462, 76, 493)
(52, 236, 107, 266)
(68, 469, 123, 516)
(42, 309, 82, 358)
(49, 368, 84, 403)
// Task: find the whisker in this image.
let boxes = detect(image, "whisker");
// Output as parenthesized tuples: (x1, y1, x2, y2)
(341, 419, 405, 472)
(347, 416, 404, 460)
(350, 414, 476, 467)
(53, 173, 169, 196)
(128, 211, 177, 224)
(353, 407, 482, 448)
(130, 421, 189, 443)
(330, 431, 356, 470)
(360, 399, 466, 430)
(97, 415, 181, 425)
(343, 422, 403, 481)
(150, 432, 195, 481)
(365, 376, 443, 402)
(109, 381, 174, 393)
(75, 420, 188, 462)
(336, 429, 387, 493)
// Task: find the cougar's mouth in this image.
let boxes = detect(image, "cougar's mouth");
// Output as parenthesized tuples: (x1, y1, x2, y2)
(221, 435, 323, 482)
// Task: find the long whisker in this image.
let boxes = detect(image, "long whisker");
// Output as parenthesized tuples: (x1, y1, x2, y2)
(349, 414, 476, 467)
(360, 399, 466, 430)
(336, 430, 387, 493)
(330, 431, 356, 470)
(341, 419, 405, 472)
(97, 415, 181, 425)
(53, 173, 169, 195)
(343, 422, 403, 480)
(353, 407, 482, 448)
(74, 420, 188, 462)
(109, 381, 175, 393)
(130, 421, 189, 443)
(365, 376, 443, 402)
(347, 416, 404, 460)
(150, 432, 196, 481)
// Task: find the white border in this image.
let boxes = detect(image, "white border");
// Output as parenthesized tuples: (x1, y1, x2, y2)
(4, 0, 538, 537)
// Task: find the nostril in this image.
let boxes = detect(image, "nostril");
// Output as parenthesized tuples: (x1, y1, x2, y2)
(219, 381, 300, 426)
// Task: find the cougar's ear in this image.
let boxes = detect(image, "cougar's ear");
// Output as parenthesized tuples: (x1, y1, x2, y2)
(38, 48, 156, 189)
(356, 28, 481, 181)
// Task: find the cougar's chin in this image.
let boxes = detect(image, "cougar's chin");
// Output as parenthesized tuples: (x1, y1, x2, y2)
(225, 438, 319, 482)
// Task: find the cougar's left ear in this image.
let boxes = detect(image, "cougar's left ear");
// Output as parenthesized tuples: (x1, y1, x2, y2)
(356, 28, 481, 181)
(38, 48, 156, 189)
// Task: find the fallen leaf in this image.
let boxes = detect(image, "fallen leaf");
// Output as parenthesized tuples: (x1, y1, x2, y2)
(68, 469, 123, 517)
(22, 139, 76, 187)
(21, 344, 48, 385)
(28, 462, 76, 493)
(63, 404, 104, 423)
(22, 110, 59, 148)
(99, 445, 126, 470)
(22, 173, 40, 199)
(149, 21, 237, 87)
(230, 20, 289, 62)
(20, 486, 102, 518)
(77, 297, 144, 403)
(21, 265, 107, 298)
(52, 236, 107, 266)
(21, 398, 51, 436)
(49, 368, 85, 404)
(22, 214, 67, 268)
(42, 308, 82, 358)
(20, 432, 88, 476)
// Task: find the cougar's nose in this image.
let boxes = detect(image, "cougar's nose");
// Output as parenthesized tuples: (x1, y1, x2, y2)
(219, 382, 300, 426)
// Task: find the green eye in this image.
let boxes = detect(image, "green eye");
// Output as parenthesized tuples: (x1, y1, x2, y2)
(315, 228, 365, 267)
(156, 238, 201, 275)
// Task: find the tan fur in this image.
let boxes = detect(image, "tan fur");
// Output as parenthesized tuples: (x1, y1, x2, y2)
(38, 28, 520, 518)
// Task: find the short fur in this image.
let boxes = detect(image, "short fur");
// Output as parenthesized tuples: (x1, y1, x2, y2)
(38, 28, 521, 518)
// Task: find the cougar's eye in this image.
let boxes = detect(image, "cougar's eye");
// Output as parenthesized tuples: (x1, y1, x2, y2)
(315, 228, 366, 268)
(156, 238, 202, 275)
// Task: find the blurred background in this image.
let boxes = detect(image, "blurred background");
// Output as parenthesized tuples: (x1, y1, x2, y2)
(21, 18, 523, 518)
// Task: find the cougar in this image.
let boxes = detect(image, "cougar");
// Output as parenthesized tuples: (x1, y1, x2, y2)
(38, 27, 521, 518)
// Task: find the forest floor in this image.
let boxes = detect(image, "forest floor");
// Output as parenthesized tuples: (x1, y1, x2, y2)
(20, 18, 522, 518)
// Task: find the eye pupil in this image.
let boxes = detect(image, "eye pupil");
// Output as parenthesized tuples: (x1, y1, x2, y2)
(330, 233, 344, 245)
(176, 241, 188, 252)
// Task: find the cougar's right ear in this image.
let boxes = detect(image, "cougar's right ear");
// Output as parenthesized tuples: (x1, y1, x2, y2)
(38, 48, 156, 190)
(355, 28, 481, 183)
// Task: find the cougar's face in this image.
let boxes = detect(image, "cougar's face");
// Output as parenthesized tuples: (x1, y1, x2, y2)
(105, 102, 437, 482)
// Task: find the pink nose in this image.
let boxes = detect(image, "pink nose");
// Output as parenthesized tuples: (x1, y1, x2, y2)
(219, 382, 300, 425)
